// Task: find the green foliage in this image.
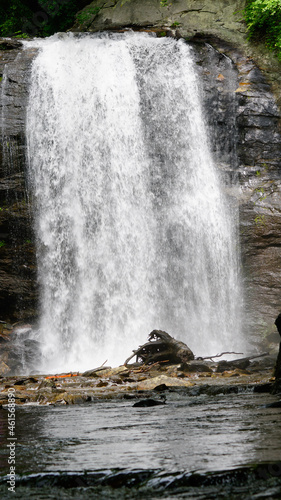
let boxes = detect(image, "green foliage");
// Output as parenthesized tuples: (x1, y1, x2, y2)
(38, 0, 80, 36)
(76, 6, 101, 25)
(0, 1, 85, 37)
(0, 0, 33, 36)
(254, 214, 266, 225)
(13, 31, 30, 38)
(0, 241, 6, 248)
(244, 0, 281, 59)
(255, 187, 267, 201)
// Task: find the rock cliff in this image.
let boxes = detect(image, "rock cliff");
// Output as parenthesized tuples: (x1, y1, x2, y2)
(0, 40, 38, 322)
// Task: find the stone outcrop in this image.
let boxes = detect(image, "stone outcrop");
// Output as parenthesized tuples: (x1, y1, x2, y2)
(72, 0, 281, 106)
(72, 0, 247, 46)
(1, 0, 281, 349)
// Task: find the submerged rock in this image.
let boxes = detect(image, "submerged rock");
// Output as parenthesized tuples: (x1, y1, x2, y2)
(133, 395, 166, 407)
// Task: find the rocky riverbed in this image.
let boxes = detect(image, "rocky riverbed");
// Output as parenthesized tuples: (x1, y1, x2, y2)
(0, 355, 278, 407)
(1, 351, 281, 499)
(1, 320, 280, 405)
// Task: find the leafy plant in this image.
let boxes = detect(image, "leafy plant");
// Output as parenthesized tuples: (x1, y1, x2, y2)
(255, 187, 267, 201)
(76, 6, 101, 24)
(0, 1, 85, 37)
(13, 30, 30, 38)
(254, 214, 266, 225)
(0, 0, 33, 37)
(244, 0, 281, 60)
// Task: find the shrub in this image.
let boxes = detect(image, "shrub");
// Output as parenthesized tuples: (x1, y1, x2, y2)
(244, 0, 281, 59)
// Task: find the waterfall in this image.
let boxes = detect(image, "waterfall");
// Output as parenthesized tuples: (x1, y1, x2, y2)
(26, 32, 243, 373)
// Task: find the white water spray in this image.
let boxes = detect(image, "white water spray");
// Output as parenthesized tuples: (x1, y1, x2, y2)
(26, 32, 243, 373)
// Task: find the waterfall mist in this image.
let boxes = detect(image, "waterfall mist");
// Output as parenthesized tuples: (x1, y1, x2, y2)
(26, 32, 244, 373)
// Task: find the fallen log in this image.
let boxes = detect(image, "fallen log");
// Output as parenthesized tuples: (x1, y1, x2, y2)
(124, 330, 194, 366)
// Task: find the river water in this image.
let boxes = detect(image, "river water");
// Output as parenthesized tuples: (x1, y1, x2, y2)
(1, 391, 281, 498)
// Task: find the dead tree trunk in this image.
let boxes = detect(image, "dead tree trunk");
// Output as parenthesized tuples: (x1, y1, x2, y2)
(124, 330, 194, 366)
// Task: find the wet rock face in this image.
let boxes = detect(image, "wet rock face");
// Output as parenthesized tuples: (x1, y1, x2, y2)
(0, 30, 281, 342)
(188, 38, 281, 338)
(236, 66, 281, 335)
(0, 322, 41, 376)
(0, 40, 38, 322)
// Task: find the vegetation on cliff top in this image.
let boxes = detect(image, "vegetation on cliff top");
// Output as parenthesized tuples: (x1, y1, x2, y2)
(0, 0, 88, 38)
(0, 0, 281, 61)
(245, 0, 281, 60)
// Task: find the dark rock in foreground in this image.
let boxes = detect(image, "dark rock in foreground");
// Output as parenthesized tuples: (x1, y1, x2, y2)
(0, 463, 280, 500)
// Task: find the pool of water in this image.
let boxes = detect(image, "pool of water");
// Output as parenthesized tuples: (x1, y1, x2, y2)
(1, 391, 281, 476)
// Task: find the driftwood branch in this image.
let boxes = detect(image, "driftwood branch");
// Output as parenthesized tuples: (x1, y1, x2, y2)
(197, 351, 244, 361)
(198, 352, 269, 362)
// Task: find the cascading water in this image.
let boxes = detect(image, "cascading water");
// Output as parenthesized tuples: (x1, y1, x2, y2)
(26, 32, 243, 373)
